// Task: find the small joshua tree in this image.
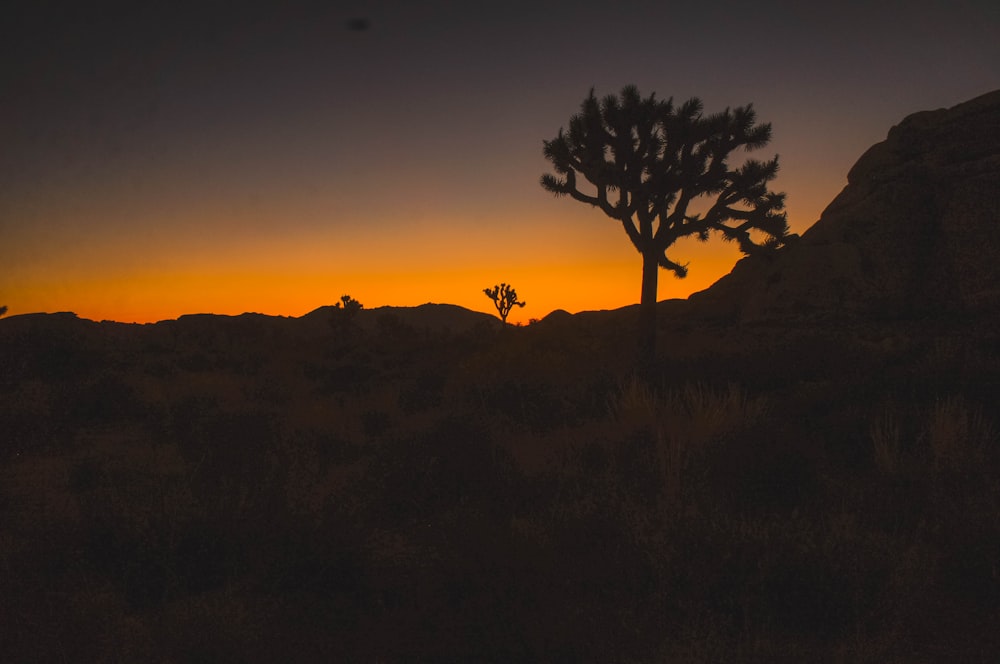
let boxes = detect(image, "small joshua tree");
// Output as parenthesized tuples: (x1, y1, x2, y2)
(333, 294, 363, 314)
(484, 283, 525, 325)
(330, 294, 363, 334)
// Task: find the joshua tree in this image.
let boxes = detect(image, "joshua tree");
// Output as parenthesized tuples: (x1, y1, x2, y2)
(541, 85, 788, 362)
(333, 294, 363, 314)
(484, 283, 525, 325)
(330, 294, 363, 334)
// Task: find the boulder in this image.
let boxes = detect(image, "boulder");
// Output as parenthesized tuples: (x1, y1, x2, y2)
(690, 89, 1000, 322)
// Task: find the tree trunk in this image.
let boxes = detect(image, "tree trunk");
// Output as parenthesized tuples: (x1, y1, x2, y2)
(638, 250, 659, 366)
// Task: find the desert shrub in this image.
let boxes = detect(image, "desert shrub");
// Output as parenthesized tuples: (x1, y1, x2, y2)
(361, 416, 518, 525)
(609, 378, 770, 509)
(154, 592, 264, 663)
(373, 312, 424, 354)
(398, 369, 447, 412)
(308, 358, 375, 395)
(936, 528, 1000, 615)
(474, 378, 574, 431)
(361, 408, 392, 438)
(20, 334, 103, 381)
(610, 378, 768, 440)
(703, 423, 822, 515)
(176, 349, 219, 372)
(870, 406, 903, 474)
(0, 379, 58, 455)
(926, 395, 996, 471)
(196, 410, 284, 501)
(507, 451, 663, 660)
(67, 371, 147, 425)
(167, 393, 220, 444)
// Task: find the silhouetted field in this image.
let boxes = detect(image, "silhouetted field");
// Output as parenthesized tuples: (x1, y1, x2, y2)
(1, 306, 998, 662)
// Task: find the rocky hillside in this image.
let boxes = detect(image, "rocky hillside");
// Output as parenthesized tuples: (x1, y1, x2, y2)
(690, 89, 1000, 323)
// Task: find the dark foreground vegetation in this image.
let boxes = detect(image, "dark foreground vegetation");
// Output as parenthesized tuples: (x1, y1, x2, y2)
(1, 306, 998, 662)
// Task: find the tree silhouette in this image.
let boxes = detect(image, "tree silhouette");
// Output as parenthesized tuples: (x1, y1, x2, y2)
(541, 86, 788, 362)
(484, 283, 525, 325)
(330, 295, 363, 334)
(0, 306, 6, 318)
(333, 294, 363, 314)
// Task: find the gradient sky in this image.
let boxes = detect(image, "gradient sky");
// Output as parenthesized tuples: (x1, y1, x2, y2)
(3, 0, 998, 324)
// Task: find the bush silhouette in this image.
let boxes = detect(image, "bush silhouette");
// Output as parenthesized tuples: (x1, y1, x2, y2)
(330, 294, 363, 334)
(333, 294, 362, 313)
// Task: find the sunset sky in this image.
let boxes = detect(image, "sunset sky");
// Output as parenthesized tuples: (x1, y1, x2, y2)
(3, 0, 998, 324)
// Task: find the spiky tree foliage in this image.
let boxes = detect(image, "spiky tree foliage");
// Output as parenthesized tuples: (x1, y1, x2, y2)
(484, 283, 525, 325)
(541, 85, 788, 361)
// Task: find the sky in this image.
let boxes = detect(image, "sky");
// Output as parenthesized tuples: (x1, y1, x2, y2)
(3, 0, 998, 324)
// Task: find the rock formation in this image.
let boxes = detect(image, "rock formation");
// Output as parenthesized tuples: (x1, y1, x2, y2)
(690, 89, 1000, 322)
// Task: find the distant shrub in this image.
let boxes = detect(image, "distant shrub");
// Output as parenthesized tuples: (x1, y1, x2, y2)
(330, 294, 363, 336)
(611, 378, 768, 441)
(870, 407, 902, 474)
(927, 395, 996, 471)
(610, 378, 768, 508)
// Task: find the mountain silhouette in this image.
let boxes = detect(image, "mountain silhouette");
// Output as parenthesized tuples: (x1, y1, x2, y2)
(302, 302, 497, 334)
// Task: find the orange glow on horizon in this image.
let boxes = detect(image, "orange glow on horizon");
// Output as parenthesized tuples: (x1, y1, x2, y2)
(3, 181, 831, 325)
(6, 247, 745, 326)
